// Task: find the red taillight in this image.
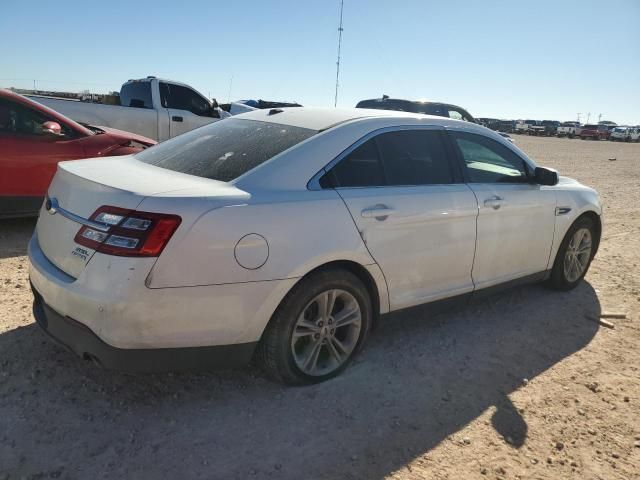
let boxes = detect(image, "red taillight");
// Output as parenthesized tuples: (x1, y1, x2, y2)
(74, 206, 181, 257)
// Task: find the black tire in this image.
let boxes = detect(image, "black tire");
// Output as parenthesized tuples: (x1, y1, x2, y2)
(256, 268, 372, 385)
(547, 216, 597, 291)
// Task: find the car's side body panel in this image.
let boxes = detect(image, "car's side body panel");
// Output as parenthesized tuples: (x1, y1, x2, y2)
(546, 178, 603, 270)
(337, 184, 478, 310)
(144, 189, 388, 307)
(466, 183, 557, 289)
(27, 108, 603, 370)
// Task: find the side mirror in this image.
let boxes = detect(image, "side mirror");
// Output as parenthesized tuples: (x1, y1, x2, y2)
(534, 166, 558, 186)
(42, 121, 62, 136)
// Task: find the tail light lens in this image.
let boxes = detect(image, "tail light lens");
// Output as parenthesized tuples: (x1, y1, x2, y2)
(74, 206, 181, 257)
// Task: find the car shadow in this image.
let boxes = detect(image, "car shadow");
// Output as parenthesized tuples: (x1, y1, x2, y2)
(0, 217, 36, 259)
(0, 280, 600, 479)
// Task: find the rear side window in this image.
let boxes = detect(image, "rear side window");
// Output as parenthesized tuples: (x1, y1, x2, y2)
(120, 82, 153, 109)
(377, 130, 454, 185)
(323, 129, 454, 188)
(135, 119, 316, 182)
(330, 139, 385, 187)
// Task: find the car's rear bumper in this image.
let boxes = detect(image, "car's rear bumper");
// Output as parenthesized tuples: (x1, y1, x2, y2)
(28, 233, 298, 350)
(31, 284, 257, 372)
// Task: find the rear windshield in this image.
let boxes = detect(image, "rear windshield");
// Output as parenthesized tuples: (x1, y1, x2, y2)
(135, 119, 316, 182)
(120, 81, 153, 109)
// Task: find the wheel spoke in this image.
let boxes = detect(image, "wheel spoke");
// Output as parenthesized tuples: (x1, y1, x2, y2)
(571, 257, 580, 280)
(317, 290, 337, 321)
(294, 319, 320, 338)
(330, 336, 349, 357)
(302, 340, 322, 373)
(333, 306, 360, 328)
(326, 338, 344, 364)
(325, 290, 337, 319)
(571, 256, 582, 278)
(577, 241, 592, 254)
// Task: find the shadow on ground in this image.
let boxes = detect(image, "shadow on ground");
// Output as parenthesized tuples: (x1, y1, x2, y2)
(0, 217, 36, 259)
(0, 276, 600, 479)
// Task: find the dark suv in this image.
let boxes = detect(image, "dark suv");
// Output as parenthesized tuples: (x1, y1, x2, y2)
(356, 97, 476, 123)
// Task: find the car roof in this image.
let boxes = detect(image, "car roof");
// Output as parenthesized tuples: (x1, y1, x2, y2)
(235, 106, 442, 131)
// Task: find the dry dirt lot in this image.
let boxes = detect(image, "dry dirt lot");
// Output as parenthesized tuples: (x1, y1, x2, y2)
(1, 136, 639, 480)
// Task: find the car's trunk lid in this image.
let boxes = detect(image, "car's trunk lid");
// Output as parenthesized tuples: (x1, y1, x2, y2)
(36, 155, 248, 278)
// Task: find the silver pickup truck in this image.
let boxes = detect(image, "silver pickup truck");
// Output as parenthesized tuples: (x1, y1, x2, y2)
(28, 77, 224, 141)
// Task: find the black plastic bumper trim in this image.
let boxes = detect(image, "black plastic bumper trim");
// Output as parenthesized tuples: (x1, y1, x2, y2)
(31, 285, 257, 373)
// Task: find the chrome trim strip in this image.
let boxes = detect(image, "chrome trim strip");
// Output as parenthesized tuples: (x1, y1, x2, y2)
(46, 198, 111, 232)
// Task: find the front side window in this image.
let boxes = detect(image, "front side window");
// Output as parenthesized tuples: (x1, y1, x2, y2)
(0, 99, 73, 137)
(136, 119, 316, 182)
(160, 83, 213, 117)
(451, 131, 529, 183)
(323, 129, 454, 188)
(120, 82, 153, 109)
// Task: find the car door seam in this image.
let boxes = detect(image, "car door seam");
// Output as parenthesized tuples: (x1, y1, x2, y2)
(465, 184, 480, 291)
(334, 188, 391, 312)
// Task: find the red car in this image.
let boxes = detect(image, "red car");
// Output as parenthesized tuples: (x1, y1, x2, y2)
(0, 89, 156, 218)
(580, 124, 611, 140)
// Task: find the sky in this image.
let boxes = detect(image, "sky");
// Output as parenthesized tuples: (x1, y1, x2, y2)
(1, 0, 639, 124)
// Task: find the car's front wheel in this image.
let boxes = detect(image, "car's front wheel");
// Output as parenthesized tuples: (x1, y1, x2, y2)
(257, 269, 372, 385)
(548, 216, 597, 290)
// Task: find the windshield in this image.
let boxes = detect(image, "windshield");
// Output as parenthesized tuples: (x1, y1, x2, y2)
(135, 119, 316, 182)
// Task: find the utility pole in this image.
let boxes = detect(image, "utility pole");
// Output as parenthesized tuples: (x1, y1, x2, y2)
(598, 113, 602, 123)
(334, 0, 344, 107)
(586, 112, 591, 124)
(577, 113, 581, 123)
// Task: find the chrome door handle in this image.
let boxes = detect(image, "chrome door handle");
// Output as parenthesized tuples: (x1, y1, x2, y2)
(483, 195, 504, 210)
(361, 205, 395, 220)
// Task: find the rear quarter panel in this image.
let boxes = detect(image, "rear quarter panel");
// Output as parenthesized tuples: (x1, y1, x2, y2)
(145, 190, 377, 288)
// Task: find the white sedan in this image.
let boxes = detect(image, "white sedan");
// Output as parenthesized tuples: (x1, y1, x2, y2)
(29, 107, 602, 384)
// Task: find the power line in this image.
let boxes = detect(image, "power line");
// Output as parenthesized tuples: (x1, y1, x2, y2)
(334, 0, 344, 107)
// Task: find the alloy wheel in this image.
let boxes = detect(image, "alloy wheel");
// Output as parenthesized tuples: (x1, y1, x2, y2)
(290, 289, 362, 376)
(563, 227, 592, 283)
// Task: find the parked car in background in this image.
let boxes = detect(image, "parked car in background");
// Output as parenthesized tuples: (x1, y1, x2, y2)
(497, 120, 516, 133)
(478, 118, 500, 130)
(540, 120, 560, 136)
(355, 96, 476, 122)
(557, 122, 580, 138)
(27, 77, 225, 141)
(29, 107, 601, 384)
(527, 121, 546, 136)
(580, 124, 610, 140)
(609, 126, 639, 142)
(0, 89, 155, 218)
(515, 120, 540, 134)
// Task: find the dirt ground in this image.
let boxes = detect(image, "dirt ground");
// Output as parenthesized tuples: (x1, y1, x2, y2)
(1, 135, 639, 480)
